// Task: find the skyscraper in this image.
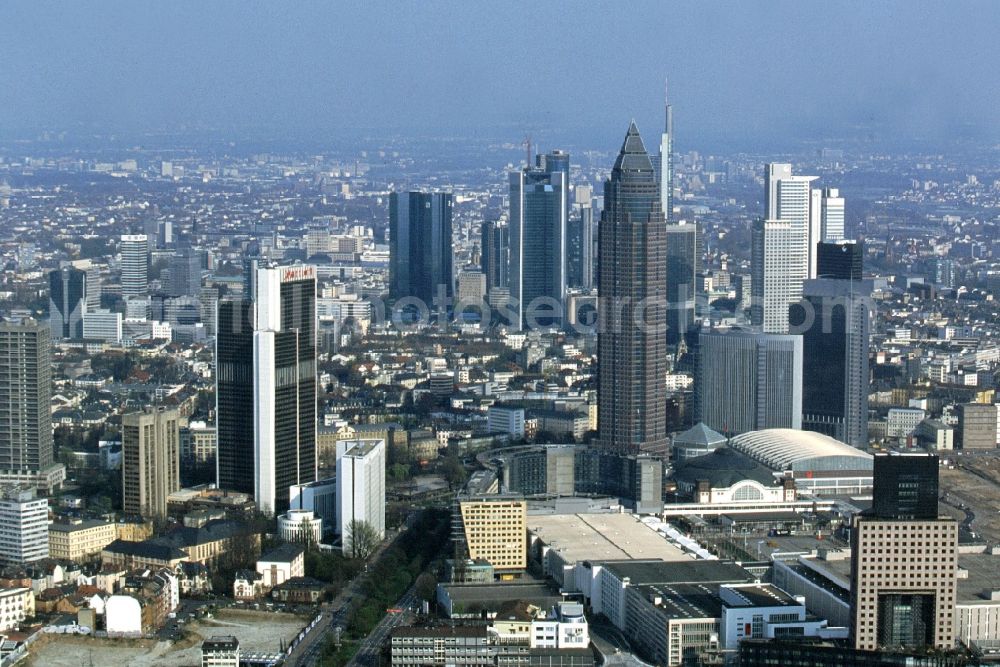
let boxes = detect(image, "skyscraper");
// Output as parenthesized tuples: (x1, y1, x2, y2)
(566, 184, 595, 291)
(336, 439, 386, 555)
(755, 166, 848, 333)
(509, 151, 568, 329)
(49, 266, 87, 340)
(751, 218, 806, 333)
(215, 298, 254, 496)
(697, 329, 802, 436)
(0, 320, 54, 480)
(120, 234, 149, 299)
(792, 252, 872, 449)
(252, 265, 317, 515)
(83, 264, 101, 313)
(216, 265, 317, 515)
(818, 187, 845, 242)
(389, 192, 454, 307)
(168, 246, 202, 297)
(576, 184, 595, 290)
(665, 223, 698, 345)
(653, 80, 674, 221)
(122, 406, 181, 519)
(817, 239, 863, 280)
(851, 453, 956, 651)
(597, 122, 668, 455)
(480, 219, 509, 294)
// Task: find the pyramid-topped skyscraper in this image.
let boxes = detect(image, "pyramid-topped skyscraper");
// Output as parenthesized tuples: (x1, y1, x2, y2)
(597, 122, 669, 455)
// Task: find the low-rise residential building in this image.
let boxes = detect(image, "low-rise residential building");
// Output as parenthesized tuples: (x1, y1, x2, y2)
(49, 519, 118, 562)
(102, 520, 259, 569)
(257, 543, 305, 589)
(0, 587, 33, 631)
(233, 570, 264, 601)
(202, 635, 240, 667)
(270, 576, 326, 604)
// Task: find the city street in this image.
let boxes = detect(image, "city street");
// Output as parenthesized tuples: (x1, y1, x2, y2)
(346, 586, 417, 667)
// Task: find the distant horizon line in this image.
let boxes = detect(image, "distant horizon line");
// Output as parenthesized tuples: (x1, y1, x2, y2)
(1, 122, 995, 157)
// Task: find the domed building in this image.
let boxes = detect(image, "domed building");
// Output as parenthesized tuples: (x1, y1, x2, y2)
(671, 422, 727, 463)
(727, 428, 873, 496)
(672, 447, 795, 505)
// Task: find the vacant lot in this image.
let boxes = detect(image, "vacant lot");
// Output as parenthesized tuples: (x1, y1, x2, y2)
(26, 609, 311, 667)
(941, 460, 1000, 543)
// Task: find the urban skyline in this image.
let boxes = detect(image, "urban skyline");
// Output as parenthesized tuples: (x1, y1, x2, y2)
(0, 4, 998, 666)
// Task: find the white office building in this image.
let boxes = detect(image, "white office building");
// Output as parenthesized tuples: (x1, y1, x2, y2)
(887, 407, 927, 439)
(119, 234, 149, 299)
(289, 477, 337, 533)
(83, 309, 122, 343)
(487, 406, 526, 438)
(818, 187, 845, 242)
(252, 265, 317, 516)
(751, 219, 807, 334)
(754, 165, 845, 332)
(336, 439, 386, 554)
(0, 486, 49, 565)
(277, 509, 323, 545)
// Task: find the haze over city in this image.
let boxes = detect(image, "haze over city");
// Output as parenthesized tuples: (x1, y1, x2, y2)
(0, 3, 998, 667)
(2, 1, 999, 149)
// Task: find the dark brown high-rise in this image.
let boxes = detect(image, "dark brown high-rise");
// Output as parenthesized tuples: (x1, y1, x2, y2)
(598, 122, 668, 455)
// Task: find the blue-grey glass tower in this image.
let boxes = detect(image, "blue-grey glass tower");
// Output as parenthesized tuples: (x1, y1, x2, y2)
(480, 219, 509, 293)
(389, 192, 454, 306)
(597, 123, 669, 456)
(215, 298, 254, 495)
(509, 151, 568, 329)
(665, 224, 698, 345)
(49, 266, 86, 340)
(696, 329, 803, 436)
(566, 204, 594, 290)
(168, 246, 202, 297)
(792, 240, 871, 448)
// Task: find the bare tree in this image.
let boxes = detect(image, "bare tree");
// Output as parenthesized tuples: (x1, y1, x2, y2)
(345, 519, 381, 560)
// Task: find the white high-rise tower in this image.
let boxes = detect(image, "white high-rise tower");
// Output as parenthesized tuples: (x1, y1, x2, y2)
(754, 164, 849, 332)
(657, 78, 674, 221)
(819, 187, 845, 242)
(120, 234, 149, 299)
(252, 264, 317, 516)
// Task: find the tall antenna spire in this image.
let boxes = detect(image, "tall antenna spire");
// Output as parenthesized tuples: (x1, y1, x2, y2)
(664, 76, 673, 134)
(664, 77, 670, 129)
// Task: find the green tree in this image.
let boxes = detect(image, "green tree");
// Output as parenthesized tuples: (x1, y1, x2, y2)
(388, 463, 410, 482)
(442, 456, 467, 491)
(414, 572, 437, 602)
(345, 519, 381, 561)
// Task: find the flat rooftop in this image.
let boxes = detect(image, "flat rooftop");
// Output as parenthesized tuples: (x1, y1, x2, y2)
(723, 583, 800, 608)
(440, 581, 562, 607)
(342, 438, 383, 457)
(602, 559, 754, 586)
(956, 553, 1000, 603)
(528, 513, 689, 563)
(634, 583, 722, 620)
(49, 519, 112, 533)
(797, 552, 1000, 605)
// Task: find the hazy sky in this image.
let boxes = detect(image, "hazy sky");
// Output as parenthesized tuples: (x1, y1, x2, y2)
(2, 1, 999, 149)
